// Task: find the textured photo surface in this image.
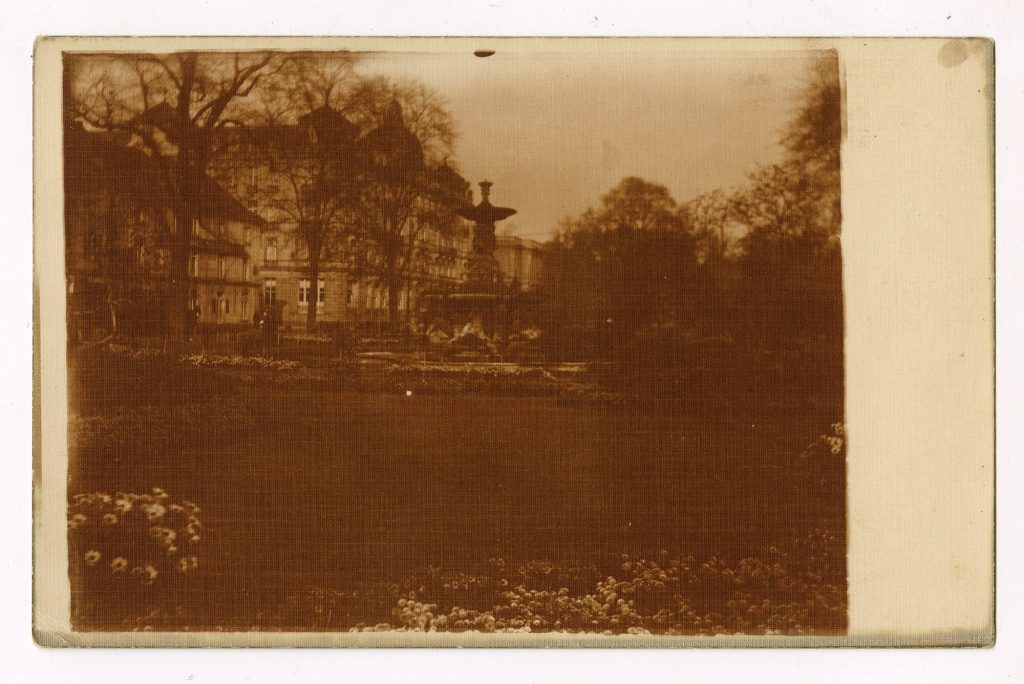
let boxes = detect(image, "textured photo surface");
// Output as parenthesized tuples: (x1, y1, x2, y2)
(59, 42, 846, 637)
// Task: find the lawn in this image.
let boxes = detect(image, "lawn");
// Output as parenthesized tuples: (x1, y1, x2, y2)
(67, 350, 845, 632)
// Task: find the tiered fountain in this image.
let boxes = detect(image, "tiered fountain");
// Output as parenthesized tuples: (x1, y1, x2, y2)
(462, 181, 517, 291)
(421, 181, 541, 356)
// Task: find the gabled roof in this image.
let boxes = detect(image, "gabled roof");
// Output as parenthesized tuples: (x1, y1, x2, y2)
(197, 177, 265, 225)
(65, 122, 264, 227)
(212, 107, 363, 164)
(358, 98, 425, 172)
(192, 222, 249, 258)
(432, 168, 477, 219)
(298, 105, 360, 147)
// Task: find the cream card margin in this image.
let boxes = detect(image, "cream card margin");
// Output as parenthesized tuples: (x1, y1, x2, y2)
(32, 36, 994, 647)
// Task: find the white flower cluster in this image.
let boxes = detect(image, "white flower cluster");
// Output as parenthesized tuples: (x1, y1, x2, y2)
(132, 564, 159, 586)
(175, 556, 200, 574)
(180, 354, 300, 371)
(348, 536, 845, 635)
(800, 421, 846, 460)
(68, 487, 204, 588)
(389, 362, 554, 380)
(107, 344, 167, 360)
(282, 333, 333, 343)
(106, 343, 301, 371)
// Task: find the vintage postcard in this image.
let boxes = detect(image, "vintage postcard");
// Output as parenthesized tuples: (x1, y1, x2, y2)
(33, 37, 994, 646)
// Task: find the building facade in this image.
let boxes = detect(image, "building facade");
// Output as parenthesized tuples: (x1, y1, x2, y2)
(66, 105, 543, 340)
(494, 235, 544, 292)
(210, 103, 477, 331)
(64, 122, 262, 341)
(189, 221, 259, 328)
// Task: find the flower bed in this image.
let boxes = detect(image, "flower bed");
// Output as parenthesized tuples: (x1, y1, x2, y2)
(69, 488, 203, 588)
(385, 362, 557, 382)
(68, 487, 206, 628)
(276, 528, 846, 635)
(106, 343, 300, 371)
(73, 424, 845, 633)
(280, 333, 333, 344)
(106, 343, 168, 361)
(362, 363, 567, 398)
(180, 353, 299, 371)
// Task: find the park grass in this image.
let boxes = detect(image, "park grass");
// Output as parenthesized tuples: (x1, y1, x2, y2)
(67, 348, 845, 632)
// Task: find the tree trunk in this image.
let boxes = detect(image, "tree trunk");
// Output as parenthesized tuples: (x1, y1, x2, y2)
(166, 220, 192, 355)
(306, 251, 321, 333)
(168, 54, 198, 356)
(167, 168, 197, 354)
(386, 267, 400, 332)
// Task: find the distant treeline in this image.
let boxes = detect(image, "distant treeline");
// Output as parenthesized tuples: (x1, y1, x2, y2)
(537, 53, 842, 399)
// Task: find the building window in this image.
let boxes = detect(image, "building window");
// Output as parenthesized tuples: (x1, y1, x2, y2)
(265, 238, 278, 262)
(218, 257, 225, 278)
(241, 293, 249, 320)
(263, 278, 277, 307)
(299, 279, 325, 311)
(189, 255, 199, 277)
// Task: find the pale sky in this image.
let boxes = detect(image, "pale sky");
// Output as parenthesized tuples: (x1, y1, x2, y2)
(357, 48, 819, 241)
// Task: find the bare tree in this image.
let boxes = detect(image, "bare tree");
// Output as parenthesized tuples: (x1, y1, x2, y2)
(683, 188, 735, 264)
(345, 75, 456, 162)
(725, 52, 844, 347)
(68, 51, 279, 349)
(780, 51, 842, 237)
(248, 53, 362, 331)
(345, 77, 464, 328)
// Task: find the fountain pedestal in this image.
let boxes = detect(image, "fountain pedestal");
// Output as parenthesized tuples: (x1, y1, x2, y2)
(462, 180, 514, 292)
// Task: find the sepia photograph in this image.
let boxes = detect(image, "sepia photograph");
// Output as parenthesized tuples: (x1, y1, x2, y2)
(25, 27, 1001, 655)
(53, 41, 850, 639)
